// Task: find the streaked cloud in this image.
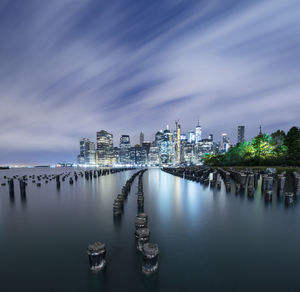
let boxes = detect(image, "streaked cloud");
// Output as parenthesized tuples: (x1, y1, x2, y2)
(0, 0, 299, 163)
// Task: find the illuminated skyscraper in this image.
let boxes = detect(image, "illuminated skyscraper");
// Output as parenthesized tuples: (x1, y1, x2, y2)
(97, 130, 113, 150)
(120, 135, 131, 164)
(80, 138, 89, 157)
(78, 138, 89, 164)
(188, 130, 195, 143)
(87, 141, 96, 165)
(155, 130, 164, 148)
(159, 128, 175, 164)
(78, 138, 96, 165)
(96, 130, 114, 165)
(175, 120, 181, 164)
(195, 121, 202, 143)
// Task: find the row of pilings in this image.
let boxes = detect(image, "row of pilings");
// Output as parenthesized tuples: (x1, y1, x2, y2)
(86, 170, 142, 273)
(162, 166, 300, 206)
(223, 168, 299, 205)
(162, 166, 212, 185)
(1, 167, 136, 202)
(87, 168, 159, 275)
(112, 170, 143, 217)
(134, 170, 159, 275)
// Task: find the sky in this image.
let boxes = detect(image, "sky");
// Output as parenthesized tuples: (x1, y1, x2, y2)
(0, 0, 300, 164)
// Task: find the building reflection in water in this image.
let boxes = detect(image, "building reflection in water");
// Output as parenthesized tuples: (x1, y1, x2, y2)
(174, 176, 182, 216)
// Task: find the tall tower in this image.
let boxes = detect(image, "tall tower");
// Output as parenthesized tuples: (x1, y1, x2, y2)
(175, 120, 181, 164)
(96, 130, 113, 165)
(195, 120, 202, 143)
(140, 132, 144, 146)
(237, 126, 245, 143)
(120, 135, 131, 164)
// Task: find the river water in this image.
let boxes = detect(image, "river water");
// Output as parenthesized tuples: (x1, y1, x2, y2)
(0, 167, 299, 292)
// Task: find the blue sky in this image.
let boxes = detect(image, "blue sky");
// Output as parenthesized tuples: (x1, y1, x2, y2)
(0, 0, 299, 164)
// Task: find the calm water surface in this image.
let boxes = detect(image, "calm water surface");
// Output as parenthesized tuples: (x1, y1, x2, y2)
(0, 167, 299, 292)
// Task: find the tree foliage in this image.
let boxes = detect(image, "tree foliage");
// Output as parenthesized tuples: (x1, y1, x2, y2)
(284, 127, 300, 157)
(203, 126, 300, 166)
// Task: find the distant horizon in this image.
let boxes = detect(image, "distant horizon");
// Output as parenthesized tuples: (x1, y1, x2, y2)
(0, 123, 297, 165)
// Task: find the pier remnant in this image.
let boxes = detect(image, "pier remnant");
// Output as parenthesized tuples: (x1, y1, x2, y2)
(136, 213, 148, 225)
(142, 243, 159, 274)
(284, 192, 294, 205)
(56, 175, 60, 189)
(277, 175, 286, 194)
(137, 194, 144, 209)
(19, 179, 26, 198)
(87, 242, 106, 271)
(294, 175, 300, 196)
(135, 228, 150, 251)
(8, 179, 14, 196)
(135, 216, 147, 230)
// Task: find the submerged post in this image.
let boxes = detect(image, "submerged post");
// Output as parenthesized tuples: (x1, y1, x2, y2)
(137, 194, 144, 209)
(19, 179, 26, 198)
(295, 176, 300, 196)
(284, 192, 294, 205)
(135, 228, 150, 251)
(56, 175, 60, 189)
(87, 242, 106, 272)
(136, 213, 148, 225)
(277, 175, 286, 194)
(135, 216, 147, 230)
(8, 179, 14, 197)
(142, 243, 159, 274)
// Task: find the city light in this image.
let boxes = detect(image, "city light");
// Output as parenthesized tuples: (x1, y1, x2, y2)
(77, 121, 240, 167)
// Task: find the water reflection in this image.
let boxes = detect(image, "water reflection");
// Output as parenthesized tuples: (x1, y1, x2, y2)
(154, 170, 172, 222)
(21, 194, 27, 205)
(113, 214, 122, 229)
(0, 167, 300, 291)
(186, 181, 200, 223)
(9, 194, 15, 205)
(174, 177, 182, 216)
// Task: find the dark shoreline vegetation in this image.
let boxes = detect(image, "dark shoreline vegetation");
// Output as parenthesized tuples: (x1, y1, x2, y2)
(202, 126, 300, 168)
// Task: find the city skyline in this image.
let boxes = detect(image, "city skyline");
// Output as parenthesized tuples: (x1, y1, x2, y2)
(0, 120, 294, 165)
(76, 123, 242, 167)
(0, 0, 300, 164)
(79, 121, 235, 146)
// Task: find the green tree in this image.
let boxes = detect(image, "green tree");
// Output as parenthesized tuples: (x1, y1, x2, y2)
(271, 130, 286, 157)
(202, 126, 300, 167)
(271, 130, 286, 146)
(252, 133, 274, 159)
(284, 127, 300, 157)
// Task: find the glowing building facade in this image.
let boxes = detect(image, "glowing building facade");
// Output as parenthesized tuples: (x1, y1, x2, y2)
(175, 121, 181, 164)
(77, 121, 224, 166)
(195, 121, 202, 144)
(96, 130, 114, 165)
(120, 135, 131, 164)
